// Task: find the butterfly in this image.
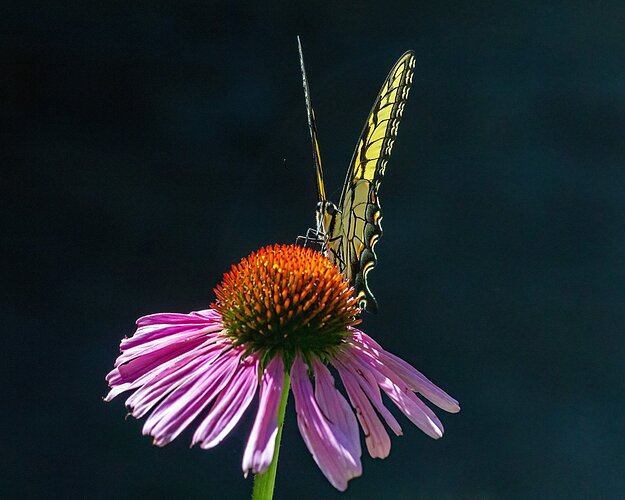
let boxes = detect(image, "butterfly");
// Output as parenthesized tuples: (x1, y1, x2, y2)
(297, 37, 416, 313)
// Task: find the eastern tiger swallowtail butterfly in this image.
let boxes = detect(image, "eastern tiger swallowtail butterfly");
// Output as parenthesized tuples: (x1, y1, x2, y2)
(297, 37, 416, 314)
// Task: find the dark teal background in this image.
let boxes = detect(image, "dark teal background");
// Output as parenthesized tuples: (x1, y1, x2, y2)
(4, 2, 625, 498)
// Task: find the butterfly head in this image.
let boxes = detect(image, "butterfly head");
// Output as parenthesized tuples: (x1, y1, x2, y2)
(315, 201, 341, 237)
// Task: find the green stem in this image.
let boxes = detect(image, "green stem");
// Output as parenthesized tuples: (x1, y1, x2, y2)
(251, 370, 291, 500)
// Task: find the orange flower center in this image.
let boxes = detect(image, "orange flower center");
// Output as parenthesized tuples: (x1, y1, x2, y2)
(213, 244, 361, 361)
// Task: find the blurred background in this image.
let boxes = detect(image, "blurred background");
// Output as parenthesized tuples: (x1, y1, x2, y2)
(3, 1, 625, 498)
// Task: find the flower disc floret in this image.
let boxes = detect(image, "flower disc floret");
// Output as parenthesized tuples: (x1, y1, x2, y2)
(213, 244, 361, 361)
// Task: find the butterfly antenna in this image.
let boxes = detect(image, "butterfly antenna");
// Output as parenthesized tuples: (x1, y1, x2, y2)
(297, 36, 327, 203)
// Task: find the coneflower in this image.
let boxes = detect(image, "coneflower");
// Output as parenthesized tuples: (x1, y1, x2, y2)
(105, 244, 459, 494)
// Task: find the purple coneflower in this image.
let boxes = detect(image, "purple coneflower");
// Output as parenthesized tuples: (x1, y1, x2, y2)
(106, 244, 459, 492)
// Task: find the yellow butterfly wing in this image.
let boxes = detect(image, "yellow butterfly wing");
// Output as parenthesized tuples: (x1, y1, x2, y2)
(329, 51, 416, 313)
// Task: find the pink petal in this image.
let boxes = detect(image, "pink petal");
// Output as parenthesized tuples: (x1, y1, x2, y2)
(335, 363, 392, 459)
(312, 359, 361, 461)
(106, 310, 226, 395)
(350, 329, 460, 413)
(142, 350, 241, 446)
(333, 356, 403, 437)
(117, 327, 222, 362)
(347, 348, 444, 439)
(377, 376, 444, 439)
(242, 356, 285, 476)
(123, 342, 224, 418)
(291, 357, 362, 491)
(126, 309, 223, 346)
(105, 335, 215, 394)
(136, 309, 220, 327)
(192, 354, 260, 449)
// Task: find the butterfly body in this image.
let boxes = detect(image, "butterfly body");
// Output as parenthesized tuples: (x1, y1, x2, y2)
(298, 38, 415, 313)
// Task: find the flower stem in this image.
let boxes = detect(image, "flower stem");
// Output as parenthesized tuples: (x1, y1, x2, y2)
(251, 370, 291, 500)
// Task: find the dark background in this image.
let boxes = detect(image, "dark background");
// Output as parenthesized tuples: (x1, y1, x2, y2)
(4, 1, 625, 498)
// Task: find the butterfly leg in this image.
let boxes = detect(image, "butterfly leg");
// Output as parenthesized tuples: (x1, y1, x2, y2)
(296, 227, 325, 251)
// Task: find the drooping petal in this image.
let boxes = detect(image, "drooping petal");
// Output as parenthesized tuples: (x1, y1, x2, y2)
(291, 357, 362, 491)
(106, 309, 226, 398)
(335, 362, 392, 459)
(137, 309, 218, 326)
(348, 350, 444, 439)
(242, 356, 284, 476)
(350, 329, 460, 413)
(124, 309, 224, 349)
(142, 349, 241, 446)
(192, 353, 260, 449)
(380, 379, 444, 439)
(338, 361, 403, 436)
(115, 327, 222, 365)
(108, 336, 204, 384)
(312, 359, 361, 464)
(123, 342, 225, 418)
(105, 337, 223, 401)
